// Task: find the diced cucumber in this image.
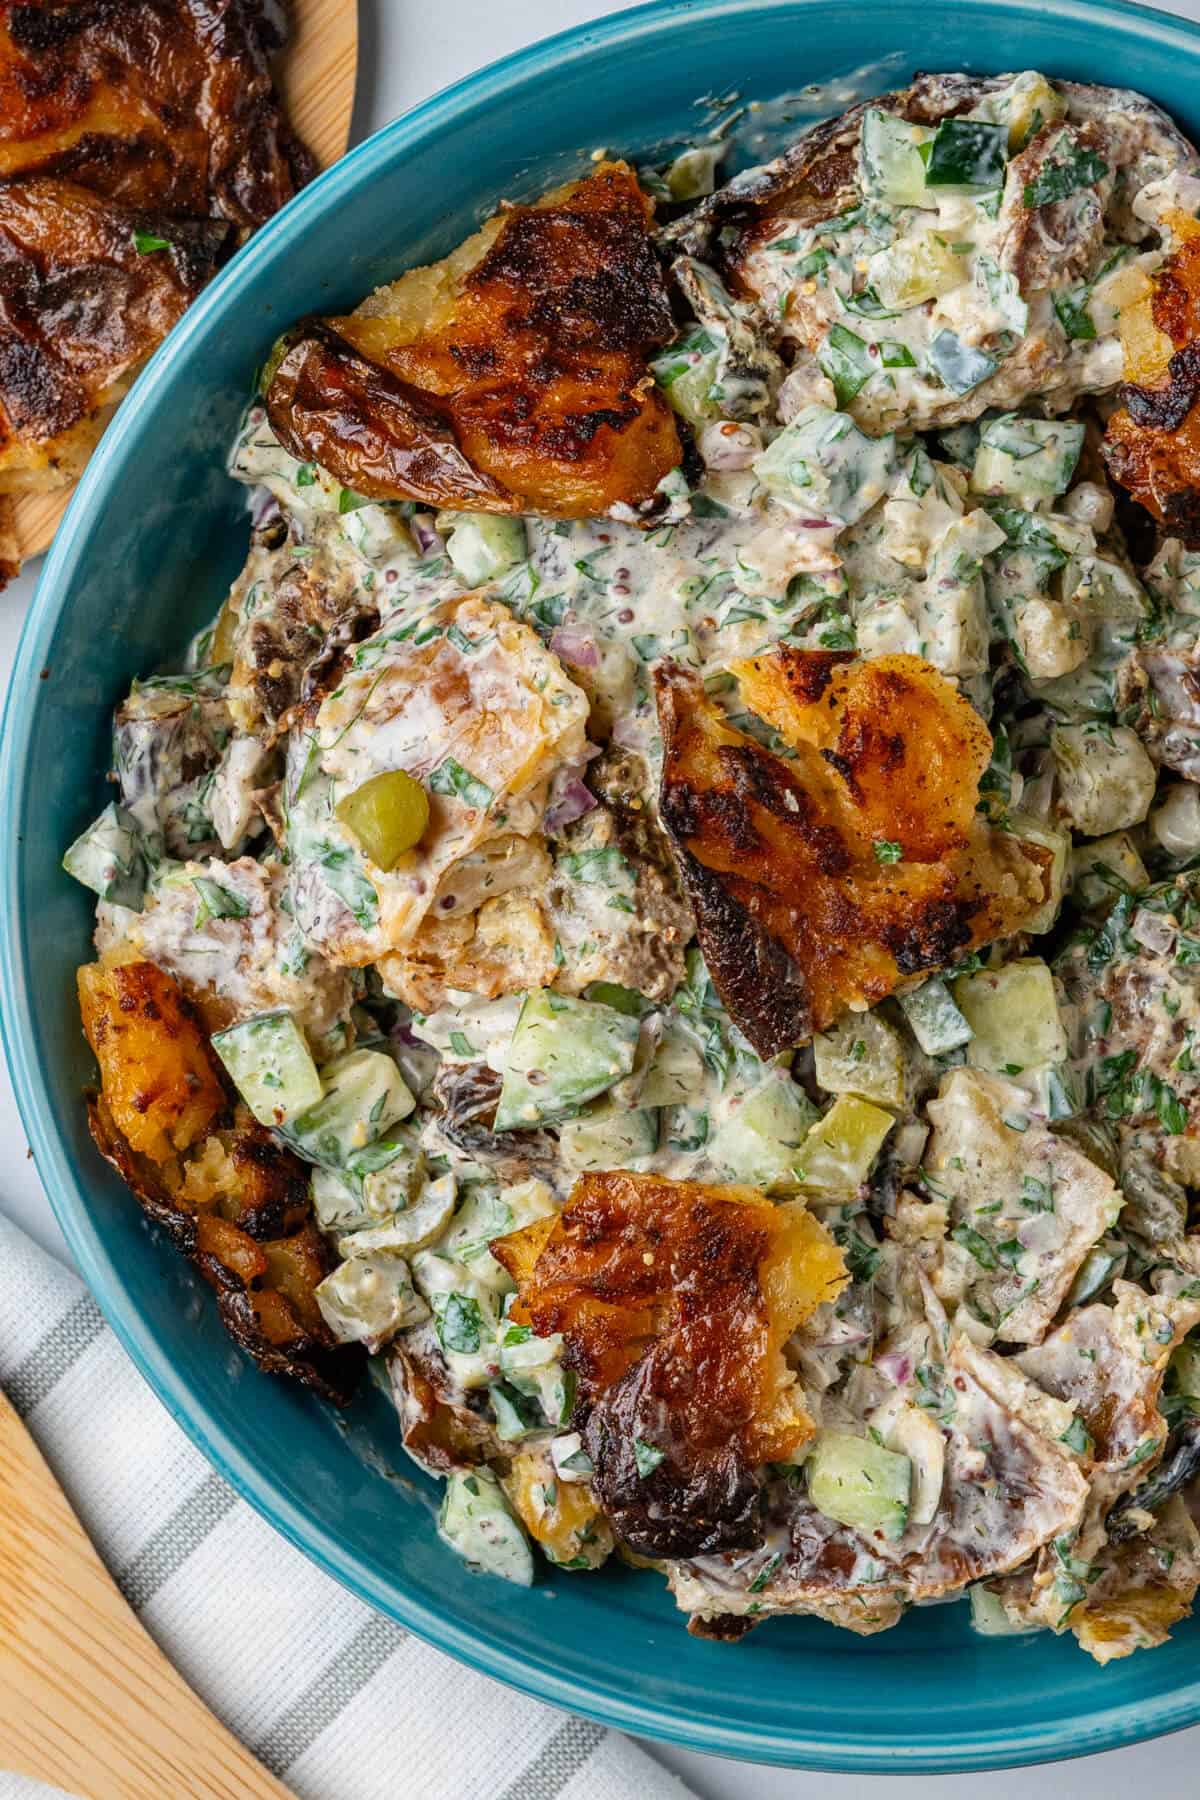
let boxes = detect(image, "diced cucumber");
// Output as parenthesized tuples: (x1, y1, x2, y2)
(335, 1172, 458, 1257)
(927, 330, 998, 395)
(898, 979, 972, 1056)
(813, 1011, 905, 1108)
(969, 1584, 1035, 1636)
(436, 512, 526, 587)
(795, 1094, 894, 1194)
(953, 959, 1067, 1074)
(753, 406, 898, 527)
(558, 1104, 659, 1173)
(211, 1010, 323, 1128)
(412, 1250, 502, 1388)
(285, 1047, 415, 1170)
(1052, 723, 1157, 837)
(971, 414, 1084, 499)
(340, 501, 415, 564)
(1008, 809, 1071, 935)
(806, 1429, 911, 1538)
(1170, 1339, 1200, 1404)
(438, 1470, 534, 1586)
(311, 1140, 425, 1232)
(1151, 783, 1200, 861)
(871, 235, 967, 311)
(1019, 1061, 1080, 1123)
(314, 1251, 428, 1353)
(443, 1177, 557, 1290)
(500, 1321, 562, 1380)
(1065, 1238, 1125, 1307)
(494, 990, 640, 1130)
(923, 119, 1008, 191)
(706, 1071, 819, 1191)
(651, 327, 722, 427)
(639, 1025, 706, 1108)
(859, 109, 934, 208)
(63, 802, 147, 908)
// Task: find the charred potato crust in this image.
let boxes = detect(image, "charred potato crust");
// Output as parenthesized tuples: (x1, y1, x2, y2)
(493, 1172, 844, 1558)
(266, 163, 682, 517)
(80, 958, 361, 1405)
(655, 654, 1050, 1056)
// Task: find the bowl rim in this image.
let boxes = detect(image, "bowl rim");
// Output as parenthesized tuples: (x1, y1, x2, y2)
(8, 0, 1200, 1770)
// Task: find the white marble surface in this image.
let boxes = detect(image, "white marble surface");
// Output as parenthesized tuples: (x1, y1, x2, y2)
(4, 2, 1200, 1792)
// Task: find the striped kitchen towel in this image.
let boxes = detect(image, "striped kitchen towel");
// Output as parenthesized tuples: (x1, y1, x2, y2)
(0, 1213, 694, 1800)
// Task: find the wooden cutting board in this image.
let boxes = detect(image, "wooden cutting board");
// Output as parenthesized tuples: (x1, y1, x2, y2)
(0, 1384, 293, 1800)
(11, 0, 359, 567)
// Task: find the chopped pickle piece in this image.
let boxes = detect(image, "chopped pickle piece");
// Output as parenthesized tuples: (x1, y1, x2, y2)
(953, 959, 1067, 1074)
(796, 1093, 894, 1194)
(334, 769, 430, 869)
(813, 1010, 905, 1108)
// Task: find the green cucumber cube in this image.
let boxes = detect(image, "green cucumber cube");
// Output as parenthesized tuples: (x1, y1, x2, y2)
(286, 1047, 415, 1169)
(211, 1010, 323, 1127)
(558, 1104, 659, 1173)
(898, 979, 972, 1056)
(972, 414, 1084, 499)
(438, 1470, 534, 1586)
(437, 512, 527, 586)
(707, 1072, 819, 1191)
(494, 990, 640, 1130)
(806, 1429, 911, 1537)
(953, 959, 1067, 1074)
(62, 803, 147, 908)
(859, 109, 934, 208)
(314, 1250, 428, 1353)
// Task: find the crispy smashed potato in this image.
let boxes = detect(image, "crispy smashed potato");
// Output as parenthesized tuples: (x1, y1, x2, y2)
(0, 0, 312, 225)
(493, 1172, 845, 1557)
(80, 957, 360, 1403)
(1104, 214, 1200, 543)
(0, 179, 234, 495)
(77, 960, 225, 1163)
(656, 652, 1050, 1056)
(265, 163, 681, 517)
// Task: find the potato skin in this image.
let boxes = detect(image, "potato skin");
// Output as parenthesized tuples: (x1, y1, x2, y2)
(80, 956, 361, 1405)
(1104, 220, 1200, 545)
(77, 960, 225, 1163)
(493, 1172, 844, 1559)
(266, 163, 682, 517)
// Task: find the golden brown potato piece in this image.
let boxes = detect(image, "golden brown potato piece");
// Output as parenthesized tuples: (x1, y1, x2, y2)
(0, 0, 312, 225)
(0, 179, 234, 493)
(493, 1172, 844, 1557)
(77, 959, 225, 1164)
(86, 1089, 362, 1406)
(265, 162, 682, 517)
(655, 652, 1050, 1056)
(1103, 215, 1200, 543)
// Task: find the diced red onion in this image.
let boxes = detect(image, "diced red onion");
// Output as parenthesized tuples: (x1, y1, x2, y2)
(410, 514, 444, 557)
(550, 625, 601, 670)
(250, 485, 281, 527)
(545, 778, 598, 833)
(874, 1350, 914, 1388)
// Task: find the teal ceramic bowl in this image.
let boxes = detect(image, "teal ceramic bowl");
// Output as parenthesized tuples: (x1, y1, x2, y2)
(6, 0, 1200, 1770)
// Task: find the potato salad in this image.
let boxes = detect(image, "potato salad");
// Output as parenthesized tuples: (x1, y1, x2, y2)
(68, 70, 1200, 1659)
